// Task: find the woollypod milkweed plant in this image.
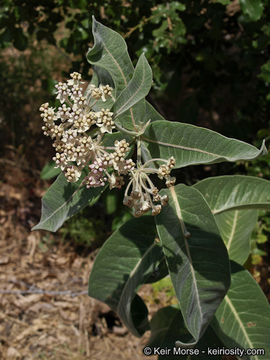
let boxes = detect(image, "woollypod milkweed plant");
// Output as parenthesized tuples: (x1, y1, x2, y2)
(33, 17, 270, 359)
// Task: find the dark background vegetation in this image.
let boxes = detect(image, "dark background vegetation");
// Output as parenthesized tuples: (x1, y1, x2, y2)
(1, 0, 270, 279)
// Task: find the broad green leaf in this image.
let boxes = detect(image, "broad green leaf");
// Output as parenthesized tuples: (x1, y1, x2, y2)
(87, 17, 134, 95)
(212, 262, 270, 359)
(240, 0, 263, 21)
(193, 176, 270, 214)
(32, 172, 105, 232)
(156, 184, 230, 345)
(193, 176, 270, 264)
(40, 161, 61, 180)
(148, 306, 192, 358)
(149, 306, 224, 359)
(88, 216, 164, 336)
(215, 209, 258, 264)
(112, 53, 152, 118)
(87, 18, 163, 131)
(142, 121, 266, 168)
(87, 17, 141, 131)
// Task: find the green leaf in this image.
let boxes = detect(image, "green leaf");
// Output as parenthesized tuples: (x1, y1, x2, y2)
(87, 18, 163, 131)
(88, 216, 164, 336)
(92, 65, 114, 88)
(239, 0, 263, 21)
(215, 210, 258, 264)
(112, 53, 152, 118)
(149, 306, 224, 359)
(32, 172, 105, 232)
(40, 161, 61, 180)
(148, 306, 192, 357)
(87, 17, 134, 95)
(193, 175, 270, 214)
(156, 184, 230, 345)
(212, 262, 270, 359)
(193, 176, 270, 263)
(130, 294, 149, 335)
(142, 121, 266, 168)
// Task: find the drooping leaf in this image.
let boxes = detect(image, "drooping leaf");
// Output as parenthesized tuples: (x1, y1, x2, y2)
(156, 184, 230, 345)
(32, 172, 105, 232)
(149, 306, 224, 359)
(112, 53, 152, 118)
(212, 262, 270, 359)
(239, 0, 264, 21)
(193, 175, 270, 214)
(215, 209, 258, 264)
(88, 216, 164, 336)
(142, 121, 266, 168)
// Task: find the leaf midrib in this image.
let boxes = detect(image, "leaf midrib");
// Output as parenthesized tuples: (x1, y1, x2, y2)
(115, 59, 147, 116)
(213, 202, 270, 215)
(142, 136, 221, 157)
(226, 210, 238, 251)
(33, 183, 82, 230)
(169, 186, 203, 328)
(100, 37, 136, 129)
(224, 295, 258, 360)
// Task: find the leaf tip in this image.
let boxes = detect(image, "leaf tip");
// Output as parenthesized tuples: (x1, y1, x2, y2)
(31, 225, 38, 231)
(31, 222, 57, 233)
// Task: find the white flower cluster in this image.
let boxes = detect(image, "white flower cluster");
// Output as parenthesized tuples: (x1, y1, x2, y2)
(40, 72, 131, 187)
(40, 72, 176, 217)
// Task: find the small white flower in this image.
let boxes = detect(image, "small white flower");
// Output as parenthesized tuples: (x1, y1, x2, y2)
(96, 108, 115, 134)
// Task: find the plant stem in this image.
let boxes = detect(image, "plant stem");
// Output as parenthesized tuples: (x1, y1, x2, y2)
(137, 137, 142, 165)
